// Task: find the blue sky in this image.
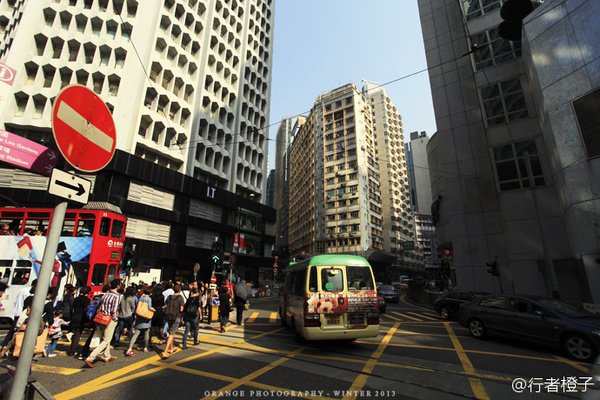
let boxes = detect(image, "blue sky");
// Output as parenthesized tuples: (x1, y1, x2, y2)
(266, 0, 437, 169)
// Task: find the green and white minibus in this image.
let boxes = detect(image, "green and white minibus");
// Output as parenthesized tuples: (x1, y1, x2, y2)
(278, 254, 380, 341)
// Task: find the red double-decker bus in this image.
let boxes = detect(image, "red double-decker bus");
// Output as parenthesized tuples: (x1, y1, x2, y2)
(0, 202, 127, 322)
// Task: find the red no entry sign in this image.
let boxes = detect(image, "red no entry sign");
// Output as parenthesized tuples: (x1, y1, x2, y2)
(52, 85, 116, 172)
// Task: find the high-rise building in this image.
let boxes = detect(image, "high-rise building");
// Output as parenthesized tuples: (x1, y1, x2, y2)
(1, 0, 272, 198)
(363, 84, 420, 272)
(419, 0, 600, 303)
(287, 83, 415, 279)
(0, 0, 276, 283)
(407, 131, 437, 271)
(273, 116, 300, 259)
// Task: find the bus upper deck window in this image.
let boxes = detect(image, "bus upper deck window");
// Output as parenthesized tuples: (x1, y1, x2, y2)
(111, 220, 124, 239)
(99, 217, 111, 236)
(78, 214, 96, 236)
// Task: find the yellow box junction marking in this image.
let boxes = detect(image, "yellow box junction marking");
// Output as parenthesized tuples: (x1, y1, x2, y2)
(444, 322, 490, 400)
(342, 322, 401, 400)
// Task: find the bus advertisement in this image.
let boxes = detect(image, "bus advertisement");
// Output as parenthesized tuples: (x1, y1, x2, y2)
(0, 205, 126, 322)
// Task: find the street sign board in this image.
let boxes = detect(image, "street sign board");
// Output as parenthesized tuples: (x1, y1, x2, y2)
(402, 241, 415, 251)
(211, 275, 217, 284)
(0, 129, 57, 176)
(48, 168, 91, 204)
(193, 263, 200, 273)
(51, 85, 116, 172)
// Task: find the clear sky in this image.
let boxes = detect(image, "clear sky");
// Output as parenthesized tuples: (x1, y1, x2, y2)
(266, 0, 437, 170)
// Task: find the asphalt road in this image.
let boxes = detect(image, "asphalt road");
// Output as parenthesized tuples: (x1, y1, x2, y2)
(0, 295, 596, 400)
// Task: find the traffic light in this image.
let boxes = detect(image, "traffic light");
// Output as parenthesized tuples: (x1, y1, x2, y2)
(211, 237, 222, 269)
(498, 0, 540, 41)
(122, 246, 136, 270)
(441, 260, 452, 279)
(486, 261, 499, 276)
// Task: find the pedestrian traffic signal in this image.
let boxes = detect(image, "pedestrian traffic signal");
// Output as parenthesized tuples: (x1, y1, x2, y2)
(212, 237, 223, 269)
(122, 246, 136, 269)
(486, 261, 499, 276)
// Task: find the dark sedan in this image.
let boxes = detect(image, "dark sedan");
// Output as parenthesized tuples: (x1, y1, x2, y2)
(458, 294, 600, 362)
(378, 285, 399, 303)
(433, 291, 488, 320)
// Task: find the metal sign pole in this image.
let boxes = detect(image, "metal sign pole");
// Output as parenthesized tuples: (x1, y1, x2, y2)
(10, 201, 67, 400)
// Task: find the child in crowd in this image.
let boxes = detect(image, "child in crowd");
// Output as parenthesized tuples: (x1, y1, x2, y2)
(45, 309, 68, 358)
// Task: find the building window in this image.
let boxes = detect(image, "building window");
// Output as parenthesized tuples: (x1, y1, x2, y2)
(481, 77, 529, 126)
(572, 87, 600, 159)
(471, 27, 521, 70)
(461, 0, 502, 21)
(493, 140, 545, 191)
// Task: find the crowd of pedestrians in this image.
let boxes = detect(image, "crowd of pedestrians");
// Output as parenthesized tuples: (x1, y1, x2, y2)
(0, 277, 248, 368)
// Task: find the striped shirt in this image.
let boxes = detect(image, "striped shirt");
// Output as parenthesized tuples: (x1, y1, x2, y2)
(99, 290, 120, 321)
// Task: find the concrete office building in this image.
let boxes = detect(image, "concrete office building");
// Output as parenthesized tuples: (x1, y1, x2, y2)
(0, 0, 276, 284)
(418, 0, 600, 304)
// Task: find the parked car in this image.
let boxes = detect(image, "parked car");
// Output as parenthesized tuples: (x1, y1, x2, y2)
(458, 294, 600, 362)
(433, 291, 488, 320)
(378, 295, 386, 313)
(378, 285, 399, 303)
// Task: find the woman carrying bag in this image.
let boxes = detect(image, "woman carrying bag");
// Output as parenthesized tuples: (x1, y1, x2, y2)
(126, 285, 155, 356)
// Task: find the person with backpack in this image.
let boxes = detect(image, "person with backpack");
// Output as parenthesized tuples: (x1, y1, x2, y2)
(182, 281, 201, 349)
(68, 286, 91, 357)
(78, 285, 109, 360)
(161, 284, 185, 359)
(60, 283, 77, 330)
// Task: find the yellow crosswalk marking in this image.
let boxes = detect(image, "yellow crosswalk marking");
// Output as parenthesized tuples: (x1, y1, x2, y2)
(246, 312, 259, 323)
(406, 312, 438, 321)
(391, 312, 423, 321)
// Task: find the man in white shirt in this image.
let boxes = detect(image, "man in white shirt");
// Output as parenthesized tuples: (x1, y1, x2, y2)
(162, 282, 174, 301)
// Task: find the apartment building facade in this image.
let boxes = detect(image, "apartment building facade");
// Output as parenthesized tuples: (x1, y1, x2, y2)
(0, 0, 276, 284)
(419, 0, 600, 303)
(288, 83, 420, 280)
(363, 84, 421, 272)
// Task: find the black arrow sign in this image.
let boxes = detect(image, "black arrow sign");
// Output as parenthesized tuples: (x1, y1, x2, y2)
(56, 180, 86, 196)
